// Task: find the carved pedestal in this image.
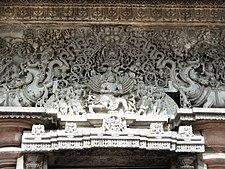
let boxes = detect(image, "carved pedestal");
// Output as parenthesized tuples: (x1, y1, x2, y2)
(0, 119, 34, 169)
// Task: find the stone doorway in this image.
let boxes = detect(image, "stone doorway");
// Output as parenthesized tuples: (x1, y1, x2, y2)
(47, 149, 175, 169)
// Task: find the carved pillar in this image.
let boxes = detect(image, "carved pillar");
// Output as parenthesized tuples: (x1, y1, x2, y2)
(177, 154, 196, 169)
(202, 153, 225, 169)
(0, 119, 34, 169)
(0, 147, 21, 169)
(24, 154, 47, 169)
(193, 121, 225, 151)
(193, 120, 225, 169)
(0, 119, 34, 147)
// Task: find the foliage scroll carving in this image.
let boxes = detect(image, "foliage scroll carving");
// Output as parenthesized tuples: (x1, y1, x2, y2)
(1, 26, 225, 116)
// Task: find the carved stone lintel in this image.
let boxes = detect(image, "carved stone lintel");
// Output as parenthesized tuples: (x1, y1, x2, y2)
(1, 26, 225, 114)
(0, 3, 224, 26)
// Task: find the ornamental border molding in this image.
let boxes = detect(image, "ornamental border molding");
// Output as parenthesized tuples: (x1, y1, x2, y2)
(0, 107, 58, 126)
(175, 108, 225, 125)
(0, 4, 225, 25)
(0, 0, 225, 5)
(22, 124, 205, 153)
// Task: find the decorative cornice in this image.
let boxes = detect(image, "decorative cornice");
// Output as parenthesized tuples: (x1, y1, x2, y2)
(0, 4, 225, 25)
(0, 0, 225, 5)
(0, 107, 58, 127)
(173, 108, 225, 128)
(22, 123, 205, 153)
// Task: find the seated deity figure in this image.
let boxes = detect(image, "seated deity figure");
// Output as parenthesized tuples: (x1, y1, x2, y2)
(88, 66, 130, 114)
(100, 67, 123, 95)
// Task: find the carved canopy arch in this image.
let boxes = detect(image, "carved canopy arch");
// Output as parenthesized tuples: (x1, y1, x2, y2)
(0, 26, 225, 118)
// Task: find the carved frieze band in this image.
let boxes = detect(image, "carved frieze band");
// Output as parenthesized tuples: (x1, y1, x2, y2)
(1, 0, 225, 5)
(0, 5, 225, 24)
(22, 124, 205, 153)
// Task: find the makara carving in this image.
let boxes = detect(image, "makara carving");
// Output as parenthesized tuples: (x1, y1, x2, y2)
(1, 26, 225, 115)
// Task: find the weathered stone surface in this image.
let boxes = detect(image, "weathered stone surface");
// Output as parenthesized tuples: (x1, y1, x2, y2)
(193, 121, 225, 151)
(0, 119, 34, 147)
(203, 153, 225, 169)
(0, 1, 224, 26)
(0, 147, 21, 169)
(1, 1, 225, 168)
(1, 26, 225, 113)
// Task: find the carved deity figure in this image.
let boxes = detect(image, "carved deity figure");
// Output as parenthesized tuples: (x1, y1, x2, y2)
(88, 92, 129, 114)
(137, 84, 167, 116)
(55, 86, 86, 115)
(137, 82, 151, 115)
(151, 90, 167, 115)
(99, 67, 123, 95)
(87, 66, 134, 114)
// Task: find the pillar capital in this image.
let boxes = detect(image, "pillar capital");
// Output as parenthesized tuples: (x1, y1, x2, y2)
(193, 120, 225, 151)
(0, 147, 21, 169)
(202, 153, 225, 169)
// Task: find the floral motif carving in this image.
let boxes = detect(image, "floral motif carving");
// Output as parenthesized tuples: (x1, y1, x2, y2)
(1, 26, 225, 114)
(0, 4, 224, 24)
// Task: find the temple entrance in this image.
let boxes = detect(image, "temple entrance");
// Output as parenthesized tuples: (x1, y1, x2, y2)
(47, 149, 176, 169)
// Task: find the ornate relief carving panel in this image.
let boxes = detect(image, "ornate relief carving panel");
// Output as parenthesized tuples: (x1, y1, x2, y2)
(1, 1, 225, 168)
(1, 26, 225, 113)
